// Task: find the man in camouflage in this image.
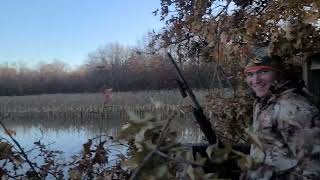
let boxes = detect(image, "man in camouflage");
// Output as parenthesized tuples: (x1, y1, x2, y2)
(244, 55, 320, 180)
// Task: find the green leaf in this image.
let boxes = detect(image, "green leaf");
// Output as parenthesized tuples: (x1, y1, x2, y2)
(119, 123, 145, 139)
(127, 111, 154, 124)
(144, 140, 157, 150)
(187, 165, 197, 180)
(237, 155, 253, 170)
(194, 152, 207, 166)
(155, 164, 168, 179)
(206, 145, 216, 159)
(206, 144, 232, 163)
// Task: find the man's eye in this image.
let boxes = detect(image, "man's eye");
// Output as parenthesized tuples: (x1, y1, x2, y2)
(246, 72, 254, 77)
(258, 70, 271, 75)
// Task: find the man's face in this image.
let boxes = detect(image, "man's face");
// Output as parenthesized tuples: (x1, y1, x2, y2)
(245, 69, 279, 97)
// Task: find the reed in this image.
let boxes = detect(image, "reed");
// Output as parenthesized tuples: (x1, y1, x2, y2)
(0, 89, 208, 120)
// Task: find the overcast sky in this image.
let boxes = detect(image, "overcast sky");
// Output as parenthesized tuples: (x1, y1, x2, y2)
(0, 0, 163, 68)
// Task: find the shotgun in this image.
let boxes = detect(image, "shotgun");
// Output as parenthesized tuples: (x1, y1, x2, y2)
(166, 53, 219, 145)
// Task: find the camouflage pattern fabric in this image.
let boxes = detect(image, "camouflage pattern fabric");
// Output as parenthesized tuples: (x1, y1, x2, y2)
(246, 85, 320, 180)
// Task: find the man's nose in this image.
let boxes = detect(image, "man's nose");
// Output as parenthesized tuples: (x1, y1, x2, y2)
(251, 73, 262, 84)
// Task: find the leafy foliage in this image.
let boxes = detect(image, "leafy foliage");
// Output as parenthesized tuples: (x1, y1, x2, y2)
(151, 0, 320, 70)
(116, 104, 256, 179)
(205, 88, 253, 144)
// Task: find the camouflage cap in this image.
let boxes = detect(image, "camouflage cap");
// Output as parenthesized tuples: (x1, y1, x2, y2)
(245, 55, 284, 73)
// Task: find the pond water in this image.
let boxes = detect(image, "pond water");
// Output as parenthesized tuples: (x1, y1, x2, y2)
(2, 119, 119, 152)
(1, 116, 202, 154)
(0, 113, 203, 178)
(1, 124, 120, 157)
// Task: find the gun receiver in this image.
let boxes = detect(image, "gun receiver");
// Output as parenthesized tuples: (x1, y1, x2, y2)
(167, 53, 219, 145)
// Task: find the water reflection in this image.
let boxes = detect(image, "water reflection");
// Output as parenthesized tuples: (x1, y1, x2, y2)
(1, 113, 203, 150)
(0, 113, 203, 178)
(1, 116, 124, 157)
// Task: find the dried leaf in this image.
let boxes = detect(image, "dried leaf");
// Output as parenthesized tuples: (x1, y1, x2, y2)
(0, 168, 5, 180)
(93, 142, 108, 165)
(304, 13, 319, 24)
(82, 139, 92, 158)
(0, 142, 12, 160)
(10, 155, 24, 166)
(97, 173, 113, 180)
(5, 129, 16, 136)
(26, 170, 39, 179)
(69, 169, 81, 180)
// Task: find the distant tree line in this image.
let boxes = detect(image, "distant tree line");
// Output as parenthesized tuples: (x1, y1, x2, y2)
(0, 43, 218, 96)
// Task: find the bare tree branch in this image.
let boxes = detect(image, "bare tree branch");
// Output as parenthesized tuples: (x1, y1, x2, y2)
(0, 115, 39, 179)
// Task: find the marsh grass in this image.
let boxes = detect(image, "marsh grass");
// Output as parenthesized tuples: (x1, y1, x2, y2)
(0, 89, 209, 143)
(0, 89, 208, 120)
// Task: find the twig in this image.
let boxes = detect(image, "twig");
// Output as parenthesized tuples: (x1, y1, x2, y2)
(108, 142, 129, 148)
(155, 150, 205, 167)
(156, 117, 173, 145)
(24, 141, 56, 154)
(1, 169, 17, 179)
(213, 0, 232, 20)
(83, 141, 107, 179)
(34, 166, 60, 180)
(159, 143, 181, 151)
(210, 63, 218, 88)
(0, 116, 40, 179)
(217, 64, 235, 97)
(106, 148, 126, 156)
(128, 149, 157, 180)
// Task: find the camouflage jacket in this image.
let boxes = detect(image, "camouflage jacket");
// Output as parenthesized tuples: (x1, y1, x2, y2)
(247, 85, 320, 180)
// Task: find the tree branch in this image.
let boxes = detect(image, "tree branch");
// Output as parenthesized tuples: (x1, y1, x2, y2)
(128, 149, 157, 180)
(213, 0, 232, 20)
(155, 150, 205, 167)
(0, 115, 40, 179)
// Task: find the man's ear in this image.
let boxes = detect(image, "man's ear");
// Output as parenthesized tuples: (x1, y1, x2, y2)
(275, 71, 284, 81)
